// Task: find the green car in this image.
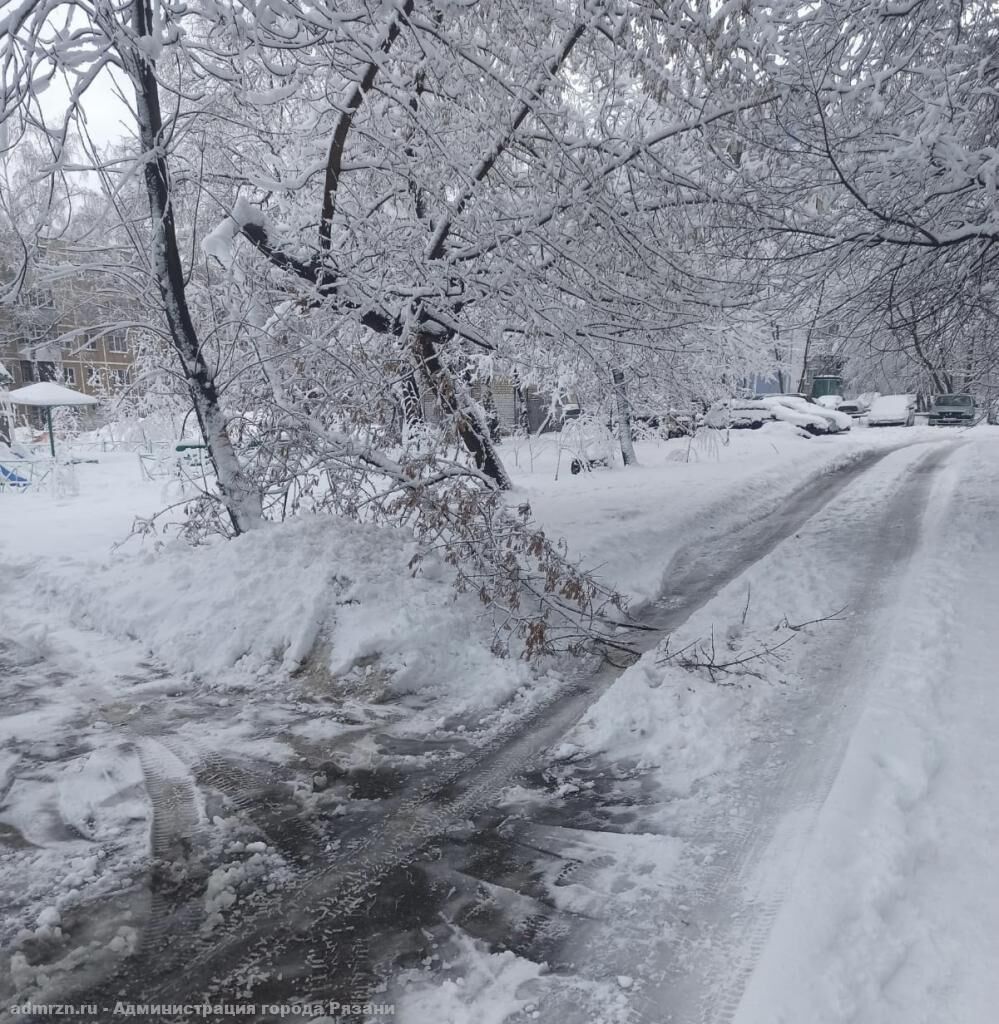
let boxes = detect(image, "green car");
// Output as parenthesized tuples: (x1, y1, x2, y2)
(929, 394, 976, 426)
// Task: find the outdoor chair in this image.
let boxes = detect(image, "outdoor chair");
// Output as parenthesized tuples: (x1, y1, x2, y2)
(0, 462, 30, 491)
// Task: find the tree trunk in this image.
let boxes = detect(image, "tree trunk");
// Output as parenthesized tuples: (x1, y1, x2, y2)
(417, 332, 512, 489)
(612, 367, 637, 467)
(773, 324, 787, 393)
(394, 370, 424, 444)
(962, 344, 975, 393)
(0, 393, 10, 446)
(797, 281, 826, 394)
(128, 0, 261, 535)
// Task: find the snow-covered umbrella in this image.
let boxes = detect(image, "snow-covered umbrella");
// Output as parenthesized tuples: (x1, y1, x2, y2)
(7, 382, 99, 457)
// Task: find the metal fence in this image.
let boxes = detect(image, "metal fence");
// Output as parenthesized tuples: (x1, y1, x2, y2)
(0, 458, 77, 495)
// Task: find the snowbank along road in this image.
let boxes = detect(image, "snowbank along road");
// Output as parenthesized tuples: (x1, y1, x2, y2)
(3, 435, 997, 1024)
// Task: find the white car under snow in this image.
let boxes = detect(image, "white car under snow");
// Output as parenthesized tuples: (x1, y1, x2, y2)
(758, 396, 852, 434)
(866, 394, 916, 427)
(705, 396, 851, 435)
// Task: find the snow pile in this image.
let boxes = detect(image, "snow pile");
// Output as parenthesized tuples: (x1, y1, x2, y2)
(26, 515, 532, 707)
(0, 744, 150, 955)
(202, 842, 290, 932)
(571, 656, 762, 799)
(393, 929, 547, 1024)
(1, 746, 148, 852)
(8, 922, 139, 999)
(393, 920, 638, 1024)
(29, 518, 344, 679)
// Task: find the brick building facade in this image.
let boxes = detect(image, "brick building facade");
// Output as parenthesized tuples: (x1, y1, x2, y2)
(0, 242, 138, 426)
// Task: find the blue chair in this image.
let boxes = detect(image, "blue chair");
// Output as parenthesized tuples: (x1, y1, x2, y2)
(0, 463, 30, 489)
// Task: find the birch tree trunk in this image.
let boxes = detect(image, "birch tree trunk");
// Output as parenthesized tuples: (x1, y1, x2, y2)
(126, 0, 261, 534)
(612, 367, 637, 467)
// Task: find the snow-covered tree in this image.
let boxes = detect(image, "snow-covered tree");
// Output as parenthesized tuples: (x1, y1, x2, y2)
(725, 0, 999, 395)
(1, 0, 263, 532)
(2, 0, 844, 649)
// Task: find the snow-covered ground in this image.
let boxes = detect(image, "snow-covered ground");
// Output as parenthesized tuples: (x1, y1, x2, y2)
(2, 423, 996, 1021)
(730, 436, 999, 1024)
(388, 428, 999, 1023)
(408, 429, 999, 1024)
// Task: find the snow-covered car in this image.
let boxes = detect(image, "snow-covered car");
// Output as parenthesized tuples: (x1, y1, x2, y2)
(706, 396, 849, 435)
(814, 394, 844, 409)
(756, 392, 810, 402)
(758, 395, 852, 434)
(560, 410, 616, 473)
(866, 394, 916, 426)
(704, 399, 773, 430)
(835, 399, 869, 418)
(928, 394, 975, 426)
(632, 409, 696, 439)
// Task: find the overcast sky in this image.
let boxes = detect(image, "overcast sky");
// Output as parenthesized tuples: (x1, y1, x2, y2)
(38, 67, 132, 153)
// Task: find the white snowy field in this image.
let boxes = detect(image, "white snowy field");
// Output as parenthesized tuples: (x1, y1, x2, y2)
(1, 422, 996, 1021)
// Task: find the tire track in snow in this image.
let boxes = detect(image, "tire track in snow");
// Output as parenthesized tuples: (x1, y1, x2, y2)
(133, 737, 203, 951)
(186, 750, 328, 865)
(507, 441, 965, 1024)
(638, 441, 964, 1024)
(725, 443, 980, 1024)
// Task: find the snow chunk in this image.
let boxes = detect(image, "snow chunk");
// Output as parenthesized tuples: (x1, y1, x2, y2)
(203, 198, 269, 264)
(36, 907, 60, 929)
(394, 928, 545, 1024)
(202, 217, 237, 264)
(232, 196, 267, 229)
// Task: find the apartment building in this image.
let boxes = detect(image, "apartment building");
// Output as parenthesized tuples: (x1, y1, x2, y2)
(0, 328, 136, 397)
(0, 242, 138, 419)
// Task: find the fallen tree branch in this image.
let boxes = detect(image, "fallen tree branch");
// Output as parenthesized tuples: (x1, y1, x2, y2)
(657, 605, 850, 685)
(778, 605, 849, 632)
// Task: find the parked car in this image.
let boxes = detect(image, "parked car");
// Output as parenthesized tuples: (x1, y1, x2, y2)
(759, 395, 852, 434)
(814, 394, 844, 409)
(632, 409, 696, 439)
(755, 391, 812, 403)
(704, 398, 773, 430)
(867, 394, 916, 426)
(835, 399, 868, 418)
(928, 393, 976, 426)
(706, 395, 850, 435)
(987, 399, 999, 426)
